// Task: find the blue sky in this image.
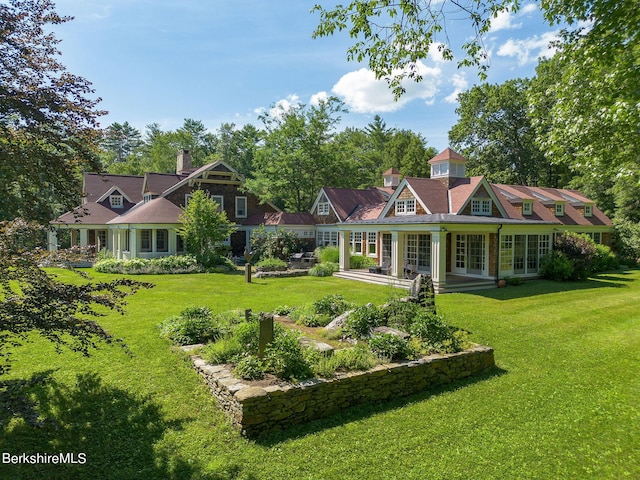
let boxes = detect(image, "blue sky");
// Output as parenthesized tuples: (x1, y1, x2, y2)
(53, 1, 561, 150)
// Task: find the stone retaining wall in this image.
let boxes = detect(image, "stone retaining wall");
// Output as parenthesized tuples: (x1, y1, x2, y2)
(192, 345, 495, 437)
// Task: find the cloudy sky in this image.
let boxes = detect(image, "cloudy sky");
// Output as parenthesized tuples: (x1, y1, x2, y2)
(53, 0, 561, 150)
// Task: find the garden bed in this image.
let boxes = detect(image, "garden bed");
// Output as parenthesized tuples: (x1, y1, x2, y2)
(189, 345, 495, 437)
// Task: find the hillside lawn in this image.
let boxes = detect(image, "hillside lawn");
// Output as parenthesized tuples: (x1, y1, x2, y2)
(1, 269, 639, 479)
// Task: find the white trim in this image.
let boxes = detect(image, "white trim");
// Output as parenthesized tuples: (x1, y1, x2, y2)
(235, 196, 247, 218)
(96, 185, 133, 204)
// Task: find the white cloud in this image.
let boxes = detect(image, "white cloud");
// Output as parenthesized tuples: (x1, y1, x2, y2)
(309, 91, 329, 106)
(444, 74, 469, 104)
(489, 10, 522, 32)
(331, 62, 442, 114)
(497, 31, 559, 65)
(268, 94, 301, 118)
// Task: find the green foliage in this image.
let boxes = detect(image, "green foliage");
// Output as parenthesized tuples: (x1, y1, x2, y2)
(349, 255, 376, 269)
(409, 311, 463, 354)
(250, 225, 303, 261)
(312, 344, 378, 378)
(308, 262, 339, 277)
(255, 257, 288, 271)
(591, 243, 620, 273)
(178, 189, 237, 268)
(289, 305, 330, 328)
(200, 337, 243, 364)
(368, 333, 412, 362)
(263, 329, 313, 381)
(158, 306, 218, 345)
(613, 217, 640, 265)
(382, 299, 423, 331)
(231, 321, 261, 354)
(315, 246, 339, 263)
(540, 251, 575, 282)
(343, 304, 384, 339)
(552, 232, 597, 281)
(313, 294, 354, 318)
(94, 255, 204, 274)
(233, 355, 265, 380)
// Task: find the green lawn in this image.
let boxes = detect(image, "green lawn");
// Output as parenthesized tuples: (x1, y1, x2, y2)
(1, 269, 639, 479)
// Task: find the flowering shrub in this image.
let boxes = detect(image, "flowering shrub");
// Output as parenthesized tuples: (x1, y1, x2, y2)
(94, 255, 204, 274)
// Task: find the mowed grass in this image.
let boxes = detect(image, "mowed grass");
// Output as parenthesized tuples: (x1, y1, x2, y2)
(1, 269, 639, 479)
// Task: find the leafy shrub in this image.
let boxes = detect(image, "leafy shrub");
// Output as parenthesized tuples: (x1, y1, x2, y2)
(234, 354, 265, 380)
(552, 232, 597, 280)
(159, 306, 219, 345)
(349, 255, 376, 269)
(312, 344, 378, 378)
(343, 304, 384, 339)
(95, 255, 205, 274)
(505, 276, 523, 286)
(613, 216, 640, 265)
(273, 305, 293, 315)
(369, 333, 412, 362)
(409, 311, 463, 353)
(250, 225, 302, 261)
(382, 299, 422, 331)
(201, 337, 243, 364)
(540, 251, 575, 281)
(315, 246, 339, 263)
(264, 329, 313, 381)
(308, 262, 339, 277)
(313, 294, 355, 318)
(232, 321, 261, 354)
(289, 304, 329, 327)
(255, 257, 288, 271)
(591, 243, 620, 273)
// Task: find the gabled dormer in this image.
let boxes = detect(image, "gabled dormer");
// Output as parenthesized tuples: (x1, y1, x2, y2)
(429, 148, 467, 188)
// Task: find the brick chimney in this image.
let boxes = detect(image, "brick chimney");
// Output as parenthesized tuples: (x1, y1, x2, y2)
(176, 149, 192, 174)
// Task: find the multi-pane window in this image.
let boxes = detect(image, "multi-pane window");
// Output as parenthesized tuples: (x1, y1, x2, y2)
(500, 235, 513, 271)
(140, 230, 152, 252)
(471, 199, 492, 216)
(555, 202, 564, 216)
(522, 201, 533, 215)
(351, 232, 363, 254)
(367, 232, 377, 256)
(395, 198, 416, 215)
(501, 234, 551, 275)
(318, 202, 330, 215)
(584, 205, 593, 217)
(97, 230, 107, 250)
(156, 229, 168, 252)
(110, 195, 123, 208)
(455, 235, 466, 269)
(317, 231, 338, 246)
(235, 196, 247, 218)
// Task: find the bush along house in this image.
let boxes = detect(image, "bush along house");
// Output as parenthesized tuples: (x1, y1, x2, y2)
(49, 150, 288, 259)
(310, 148, 613, 293)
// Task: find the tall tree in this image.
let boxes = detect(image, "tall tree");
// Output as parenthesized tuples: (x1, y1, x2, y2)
(245, 97, 347, 211)
(449, 79, 556, 186)
(214, 122, 261, 179)
(100, 121, 143, 169)
(0, 0, 103, 221)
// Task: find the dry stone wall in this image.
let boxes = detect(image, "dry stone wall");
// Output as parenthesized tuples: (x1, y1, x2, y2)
(192, 345, 495, 438)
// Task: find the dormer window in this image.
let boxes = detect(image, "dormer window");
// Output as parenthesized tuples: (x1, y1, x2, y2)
(396, 198, 416, 215)
(472, 199, 492, 216)
(555, 202, 565, 216)
(584, 204, 593, 217)
(522, 201, 533, 216)
(110, 195, 123, 208)
(318, 202, 330, 215)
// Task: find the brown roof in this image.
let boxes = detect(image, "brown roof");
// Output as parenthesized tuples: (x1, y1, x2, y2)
(428, 148, 467, 164)
(143, 173, 184, 194)
(449, 177, 484, 214)
(347, 202, 387, 221)
(52, 202, 120, 225)
(323, 187, 387, 221)
(108, 197, 183, 225)
(403, 177, 449, 213)
(383, 167, 401, 175)
(83, 173, 144, 204)
(244, 212, 315, 226)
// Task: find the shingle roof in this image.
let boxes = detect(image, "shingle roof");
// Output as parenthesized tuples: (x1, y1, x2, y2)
(404, 177, 449, 213)
(83, 173, 144, 204)
(428, 148, 467, 164)
(52, 202, 120, 225)
(107, 197, 184, 224)
(143, 173, 184, 195)
(323, 187, 387, 221)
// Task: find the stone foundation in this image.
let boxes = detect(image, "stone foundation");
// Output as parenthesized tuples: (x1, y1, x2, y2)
(191, 345, 495, 437)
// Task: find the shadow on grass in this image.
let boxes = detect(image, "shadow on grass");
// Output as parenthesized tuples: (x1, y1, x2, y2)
(468, 271, 635, 301)
(0, 371, 246, 480)
(253, 365, 507, 446)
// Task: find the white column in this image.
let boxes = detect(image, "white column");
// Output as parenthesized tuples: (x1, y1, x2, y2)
(79, 229, 88, 247)
(391, 231, 400, 277)
(431, 231, 448, 289)
(339, 230, 351, 271)
(129, 228, 137, 259)
(169, 229, 177, 255)
(47, 230, 58, 251)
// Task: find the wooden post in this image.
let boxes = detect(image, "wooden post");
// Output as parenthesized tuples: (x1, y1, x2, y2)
(258, 312, 274, 359)
(244, 249, 254, 283)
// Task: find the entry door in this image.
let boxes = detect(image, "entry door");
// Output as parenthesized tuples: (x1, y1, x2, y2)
(467, 234, 486, 275)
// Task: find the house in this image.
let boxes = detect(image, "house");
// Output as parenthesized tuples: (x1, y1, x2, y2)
(324, 148, 613, 292)
(49, 151, 283, 259)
